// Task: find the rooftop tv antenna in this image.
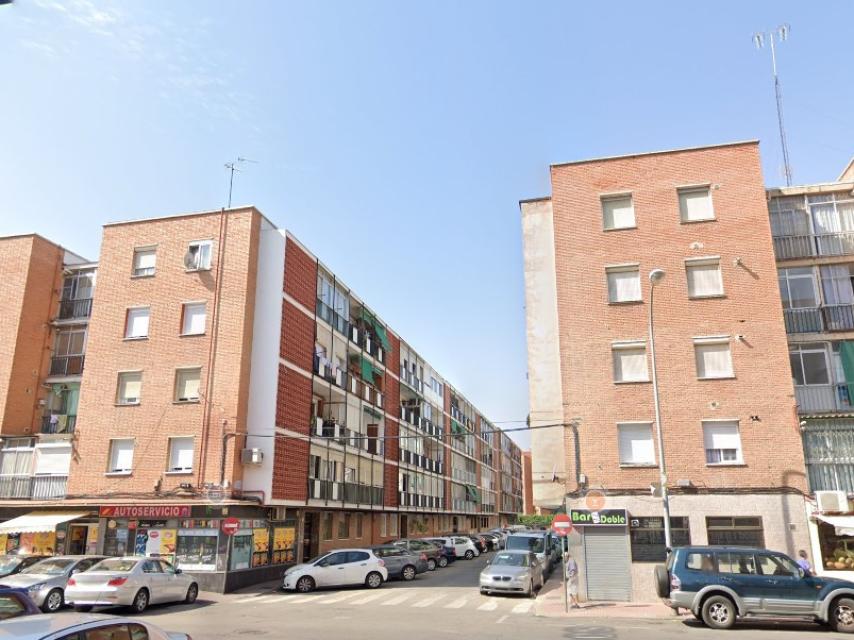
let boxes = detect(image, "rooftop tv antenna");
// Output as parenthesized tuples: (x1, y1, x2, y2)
(753, 24, 793, 186)
(224, 157, 258, 208)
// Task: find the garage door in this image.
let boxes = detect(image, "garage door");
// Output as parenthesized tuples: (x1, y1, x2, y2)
(583, 527, 631, 601)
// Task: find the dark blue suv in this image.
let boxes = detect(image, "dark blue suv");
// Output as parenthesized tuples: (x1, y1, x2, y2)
(657, 546, 854, 633)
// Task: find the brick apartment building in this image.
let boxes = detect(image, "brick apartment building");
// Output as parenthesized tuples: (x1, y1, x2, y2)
(521, 141, 810, 602)
(0, 207, 522, 591)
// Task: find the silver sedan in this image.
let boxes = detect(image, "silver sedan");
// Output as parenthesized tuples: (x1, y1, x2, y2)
(0, 555, 105, 613)
(479, 550, 544, 597)
(65, 557, 198, 613)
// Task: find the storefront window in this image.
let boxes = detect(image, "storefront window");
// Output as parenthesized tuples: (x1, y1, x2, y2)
(271, 524, 296, 564)
(706, 516, 764, 547)
(252, 528, 269, 567)
(176, 530, 219, 571)
(817, 521, 854, 571)
(630, 517, 690, 561)
(230, 534, 253, 571)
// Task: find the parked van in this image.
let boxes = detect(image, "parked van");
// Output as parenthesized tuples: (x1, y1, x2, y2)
(504, 532, 556, 574)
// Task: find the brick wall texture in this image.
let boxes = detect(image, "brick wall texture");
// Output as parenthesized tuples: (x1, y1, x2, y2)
(548, 142, 807, 493)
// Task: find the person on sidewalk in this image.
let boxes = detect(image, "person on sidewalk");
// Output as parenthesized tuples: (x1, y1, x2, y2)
(565, 553, 580, 609)
(796, 549, 812, 575)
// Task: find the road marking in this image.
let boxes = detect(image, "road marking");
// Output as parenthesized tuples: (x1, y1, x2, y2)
(496, 615, 508, 624)
(350, 591, 386, 605)
(259, 595, 299, 604)
(511, 600, 534, 614)
(477, 600, 498, 611)
(290, 595, 319, 604)
(315, 592, 360, 604)
(234, 595, 276, 604)
(444, 597, 468, 609)
(411, 593, 444, 608)
(381, 592, 414, 606)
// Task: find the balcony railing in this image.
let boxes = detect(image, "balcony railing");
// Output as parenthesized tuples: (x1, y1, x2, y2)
(57, 298, 93, 321)
(313, 355, 346, 388)
(784, 305, 854, 334)
(0, 475, 67, 499)
(399, 492, 443, 509)
(795, 384, 854, 414)
(41, 415, 77, 434)
(399, 448, 442, 474)
(452, 498, 478, 513)
(49, 355, 84, 377)
(316, 300, 348, 336)
(312, 417, 384, 456)
(308, 478, 383, 505)
(774, 232, 854, 261)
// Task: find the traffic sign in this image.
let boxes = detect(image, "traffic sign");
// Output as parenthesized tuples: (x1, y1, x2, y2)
(552, 513, 572, 536)
(222, 517, 240, 536)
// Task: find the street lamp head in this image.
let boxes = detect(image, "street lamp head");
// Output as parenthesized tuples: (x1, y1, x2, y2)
(649, 268, 666, 285)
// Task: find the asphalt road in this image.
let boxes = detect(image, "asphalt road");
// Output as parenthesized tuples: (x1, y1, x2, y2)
(51, 551, 840, 640)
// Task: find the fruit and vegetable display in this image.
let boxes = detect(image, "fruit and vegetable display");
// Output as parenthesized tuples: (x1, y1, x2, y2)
(825, 547, 854, 570)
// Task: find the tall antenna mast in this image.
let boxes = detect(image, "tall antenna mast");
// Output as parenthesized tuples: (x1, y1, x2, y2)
(224, 157, 258, 208)
(753, 24, 793, 186)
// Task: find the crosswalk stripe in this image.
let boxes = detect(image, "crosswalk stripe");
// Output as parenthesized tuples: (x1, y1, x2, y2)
(444, 597, 468, 609)
(350, 591, 386, 605)
(381, 592, 414, 606)
(313, 592, 360, 604)
(411, 593, 444, 608)
(234, 595, 274, 604)
(511, 601, 534, 614)
(477, 600, 498, 611)
(259, 595, 298, 604)
(290, 595, 319, 604)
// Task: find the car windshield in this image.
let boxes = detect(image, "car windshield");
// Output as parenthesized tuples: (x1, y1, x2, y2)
(306, 555, 326, 565)
(0, 557, 22, 574)
(0, 594, 28, 620)
(506, 537, 544, 554)
(21, 558, 74, 575)
(492, 553, 530, 567)
(90, 558, 138, 572)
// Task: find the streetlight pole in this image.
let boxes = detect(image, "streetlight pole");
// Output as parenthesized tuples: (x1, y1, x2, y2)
(648, 268, 672, 549)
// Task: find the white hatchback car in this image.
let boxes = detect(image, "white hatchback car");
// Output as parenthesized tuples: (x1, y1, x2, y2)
(283, 549, 388, 592)
(431, 536, 480, 560)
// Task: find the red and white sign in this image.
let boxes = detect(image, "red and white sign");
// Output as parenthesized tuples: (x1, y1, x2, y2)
(552, 513, 572, 537)
(99, 505, 192, 519)
(222, 517, 240, 536)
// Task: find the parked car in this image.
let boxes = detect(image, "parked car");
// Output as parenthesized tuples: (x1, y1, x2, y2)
(0, 556, 48, 579)
(479, 550, 544, 597)
(422, 539, 456, 567)
(283, 549, 387, 593)
(0, 613, 191, 640)
(505, 532, 555, 574)
(0, 587, 41, 620)
(479, 533, 501, 551)
(371, 545, 427, 581)
(0, 555, 105, 613)
(464, 535, 487, 554)
(65, 556, 198, 614)
(658, 545, 854, 633)
(392, 539, 442, 571)
(430, 536, 480, 560)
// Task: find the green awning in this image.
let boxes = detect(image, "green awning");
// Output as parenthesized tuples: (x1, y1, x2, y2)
(360, 356, 374, 382)
(372, 321, 390, 351)
(466, 485, 481, 503)
(842, 342, 854, 390)
(451, 419, 465, 435)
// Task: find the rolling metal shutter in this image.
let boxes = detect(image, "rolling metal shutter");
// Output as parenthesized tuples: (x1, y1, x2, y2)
(583, 527, 632, 601)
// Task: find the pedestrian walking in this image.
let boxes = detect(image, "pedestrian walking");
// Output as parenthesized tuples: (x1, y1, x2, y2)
(796, 549, 812, 575)
(565, 552, 580, 609)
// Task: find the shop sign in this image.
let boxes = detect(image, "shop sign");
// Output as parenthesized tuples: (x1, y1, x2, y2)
(569, 508, 628, 527)
(222, 517, 240, 536)
(100, 505, 191, 519)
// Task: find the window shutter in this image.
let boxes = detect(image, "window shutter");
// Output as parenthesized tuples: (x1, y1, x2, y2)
(135, 249, 156, 270)
(703, 421, 741, 452)
(695, 342, 733, 378)
(602, 196, 635, 229)
(679, 188, 714, 222)
(687, 261, 723, 297)
(608, 269, 641, 302)
(617, 423, 655, 464)
(110, 440, 134, 472)
(126, 308, 150, 338)
(169, 438, 194, 471)
(34, 445, 72, 475)
(183, 303, 206, 335)
(613, 345, 648, 382)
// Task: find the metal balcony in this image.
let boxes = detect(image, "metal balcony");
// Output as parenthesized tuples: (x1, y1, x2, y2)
(795, 384, 854, 414)
(57, 298, 92, 321)
(49, 355, 84, 377)
(41, 415, 76, 434)
(0, 474, 67, 499)
(784, 305, 854, 334)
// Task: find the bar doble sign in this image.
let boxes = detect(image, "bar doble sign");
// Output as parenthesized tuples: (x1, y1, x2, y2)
(569, 508, 628, 526)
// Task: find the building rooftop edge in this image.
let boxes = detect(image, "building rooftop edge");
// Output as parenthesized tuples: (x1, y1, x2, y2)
(550, 139, 760, 169)
(519, 196, 551, 206)
(103, 205, 276, 230)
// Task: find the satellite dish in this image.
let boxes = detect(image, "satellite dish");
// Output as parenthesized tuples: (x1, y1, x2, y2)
(183, 252, 197, 269)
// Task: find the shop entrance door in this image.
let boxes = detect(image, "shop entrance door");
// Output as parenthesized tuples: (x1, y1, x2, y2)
(582, 527, 632, 601)
(67, 525, 89, 555)
(303, 513, 318, 562)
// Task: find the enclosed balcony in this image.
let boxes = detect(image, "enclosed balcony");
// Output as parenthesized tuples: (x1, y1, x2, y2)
(770, 193, 854, 261)
(57, 298, 93, 321)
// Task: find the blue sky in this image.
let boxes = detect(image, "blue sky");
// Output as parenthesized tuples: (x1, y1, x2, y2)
(2, 1, 853, 449)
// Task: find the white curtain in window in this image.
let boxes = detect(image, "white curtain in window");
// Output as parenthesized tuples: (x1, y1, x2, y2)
(126, 308, 150, 338)
(613, 346, 648, 382)
(109, 440, 134, 472)
(34, 445, 72, 475)
(182, 303, 207, 335)
(176, 369, 201, 401)
(820, 265, 854, 305)
(602, 197, 635, 229)
(118, 373, 142, 403)
(687, 262, 723, 297)
(134, 249, 156, 271)
(617, 423, 655, 464)
(695, 342, 733, 378)
(169, 438, 194, 471)
(679, 188, 714, 221)
(702, 421, 741, 452)
(607, 270, 641, 302)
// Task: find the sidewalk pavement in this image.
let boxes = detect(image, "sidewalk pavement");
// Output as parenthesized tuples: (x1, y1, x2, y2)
(534, 578, 690, 620)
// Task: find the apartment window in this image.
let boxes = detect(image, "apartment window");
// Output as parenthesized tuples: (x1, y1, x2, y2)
(181, 302, 207, 336)
(630, 517, 690, 562)
(355, 514, 364, 538)
(601, 194, 635, 230)
(778, 267, 818, 309)
(322, 512, 333, 541)
(107, 439, 134, 474)
(167, 437, 194, 472)
(132, 247, 156, 277)
(185, 241, 212, 271)
(174, 368, 201, 403)
(390, 514, 398, 536)
(116, 372, 142, 405)
(686, 258, 724, 298)
(694, 338, 734, 379)
(789, 344, 830, 386)
(678, 186, 715, 222)
(703, 420, 743, 465)
(612, 341, 648, 382)
(617, 422, 656, 465)
(706, 516, 764, 547)
(606, 265, 642, 303)
(124, 307, 150, 339)
(338, 513, 351, 539)
(380, 514, 387, 537)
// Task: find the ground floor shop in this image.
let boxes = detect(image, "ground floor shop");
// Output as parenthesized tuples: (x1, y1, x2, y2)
(806, 501, 854, 579)
(565, 492, 810, 603)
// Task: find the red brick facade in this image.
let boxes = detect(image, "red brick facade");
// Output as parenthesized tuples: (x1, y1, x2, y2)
(283, 236, 317, 309)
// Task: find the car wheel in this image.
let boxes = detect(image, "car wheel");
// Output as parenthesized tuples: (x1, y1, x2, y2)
(365, 571, 383, 589)
(185, 583, 199, 604)
(296, 576, 315, 593)
(480, 587, 488, 595)
(438, 556, 448, 568)
(528, 579, 535, 599)
(464, 550, 474, 560)
(402, 565, 417, 581)
(830, 597, 854, 633)
(427, 558, 437, 571)
(41, 589, 64, 613)
(131, 589, 149, 614)
(74, 605, 93, 613)
(653, 564, 670, 598)
(701, 595, 736, 630)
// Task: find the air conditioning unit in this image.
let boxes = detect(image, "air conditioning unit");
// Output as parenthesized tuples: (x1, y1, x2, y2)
(240, 448, 264, 466)
(816, 490, 850, 513)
